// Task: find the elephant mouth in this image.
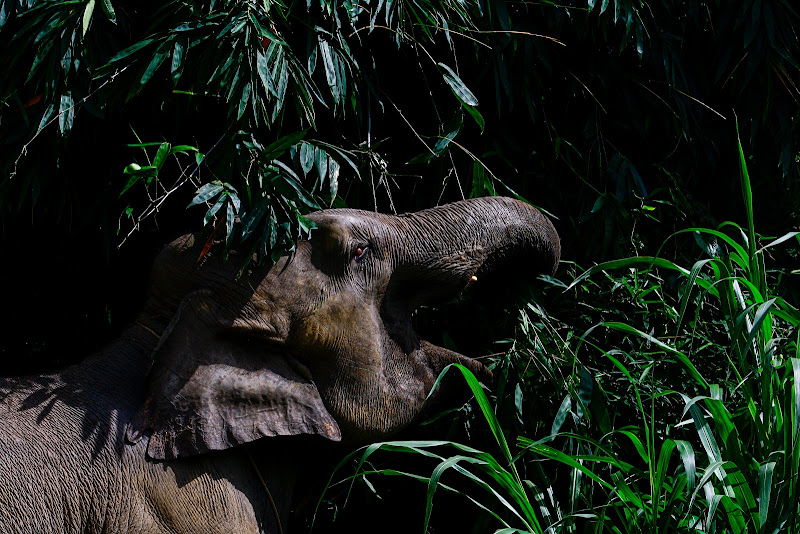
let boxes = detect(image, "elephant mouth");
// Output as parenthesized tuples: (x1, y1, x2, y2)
(405, 272, 526, 383)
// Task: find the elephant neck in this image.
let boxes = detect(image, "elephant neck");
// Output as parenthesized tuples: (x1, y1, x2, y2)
(59, 322, 162, 408)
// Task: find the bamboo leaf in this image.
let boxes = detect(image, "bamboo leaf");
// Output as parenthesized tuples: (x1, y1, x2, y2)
(171, 38, 186, 84)
(618, 430, 649, 463)
(263, 131, 307, 161)
(204, 193, 227, 225)
(315, 147, 328, 183)
(327, 156, 340, 199)
(82, 0, 95, 37)
(318, 38, 340, 103)
(439, 62, 479, 106)
(104, 38, 155, 66)
(99, 0, 115, 22)
(188, 182, 224, 207)
(58, 93, 74, 135)
(241, 199, 269, 241)
(300, 142, 315, 175)
(237, 81, 251, 120)
(153, 142, 170, 170)
(140, 43, 170, 86)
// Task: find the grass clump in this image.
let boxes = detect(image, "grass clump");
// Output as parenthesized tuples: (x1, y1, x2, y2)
(314, 131, 799, 533)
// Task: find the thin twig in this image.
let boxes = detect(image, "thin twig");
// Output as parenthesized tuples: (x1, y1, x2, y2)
(465, 29, 565, 46)
(670, 86, 727, 120)
(386, 96, 435, 156)
(118, 130, 228, 247)
(11, 66, 128, 180)
(568, 70, 607, 114)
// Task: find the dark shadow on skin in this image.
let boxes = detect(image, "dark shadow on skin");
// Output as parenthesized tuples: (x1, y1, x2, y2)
(0, 251, 265, 463)
(1, 353, 136, 459)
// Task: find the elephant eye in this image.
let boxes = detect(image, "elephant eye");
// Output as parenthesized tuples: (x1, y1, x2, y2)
(354, 245, 369, 261)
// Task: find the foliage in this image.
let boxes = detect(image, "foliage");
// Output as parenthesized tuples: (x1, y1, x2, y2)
(2, 0, 799, 259)
(1, 0, 799, 531)
(316, 136, 799, 532)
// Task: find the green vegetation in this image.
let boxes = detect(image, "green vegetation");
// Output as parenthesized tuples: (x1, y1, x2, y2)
(1, 0, 799, 531)
(317, 135, 799, 532)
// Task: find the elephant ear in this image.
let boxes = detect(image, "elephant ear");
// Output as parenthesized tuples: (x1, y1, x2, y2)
(127, 291, 341, 460)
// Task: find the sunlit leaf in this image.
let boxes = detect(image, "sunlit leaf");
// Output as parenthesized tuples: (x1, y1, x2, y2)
(439, 62, 479, 106)
(82, 0, 95, 37)
(58, 93, 73, 135)
(99, 0, 115, 23)
(188, 181, 224, 207)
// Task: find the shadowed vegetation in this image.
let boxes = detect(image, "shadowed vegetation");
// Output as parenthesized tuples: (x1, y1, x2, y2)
(1, 0, 799, 531)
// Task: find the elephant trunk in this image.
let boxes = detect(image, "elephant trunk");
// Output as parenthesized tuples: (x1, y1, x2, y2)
(389, 197, 560, 305)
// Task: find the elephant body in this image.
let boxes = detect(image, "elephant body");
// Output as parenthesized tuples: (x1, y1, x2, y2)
(0, 197, 559, 533)
(0, 335, 287, 533)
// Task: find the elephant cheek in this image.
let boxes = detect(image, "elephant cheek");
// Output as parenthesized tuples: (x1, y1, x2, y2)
(291, 312, 408, 439)
(319, 341, 432, 441)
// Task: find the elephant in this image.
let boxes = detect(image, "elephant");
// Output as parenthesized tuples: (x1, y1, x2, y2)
(0, 196, 559, 533)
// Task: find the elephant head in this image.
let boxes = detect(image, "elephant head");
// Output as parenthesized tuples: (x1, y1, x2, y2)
(127, 197, 559, 460)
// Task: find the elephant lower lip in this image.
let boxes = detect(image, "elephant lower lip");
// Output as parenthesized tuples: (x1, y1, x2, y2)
(419, 339, 492, 382)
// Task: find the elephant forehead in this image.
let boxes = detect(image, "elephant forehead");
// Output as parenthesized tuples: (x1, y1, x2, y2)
(308, 209, 395, 237)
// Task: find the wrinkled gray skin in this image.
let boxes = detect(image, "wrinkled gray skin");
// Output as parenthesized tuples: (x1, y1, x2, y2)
(0, 197, 559, 533)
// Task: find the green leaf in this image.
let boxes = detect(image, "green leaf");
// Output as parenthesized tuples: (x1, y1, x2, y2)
(104, 38, 155, 65)
(618, 430, 649, 463)
(462, 102, 485, 131)
(327, 157, 340, 199)
(82, 0, 95, 37)
(310, 140, 361, 180)
(36, 103, 56, 135)
(140, 43, 170, 86)
(551, 395, 571, 436)
(433, 123, 460, 155)
(315, 147, 328, 182)
(120, 163, 157, 196)
(757, 231, 800, 254)
(300, 142, 315, 175)
(674, 440, 696, 492)
(296, 213, 317, 234)
(225, 200, 236, 244)
(188, 182, 224, 207)
(242, 199, 269, 241)
(153, 142, 170, 170)
(735, 119, 757, 263)
(758, 461, 776, 528)
(0, 1, 11, 30)
(683, 395, 722, 462)
(526, 442, 614, 490)
(58, 93, 74, 136)
(171, 38, 186, 84)
(272, 170, 320, 210)
(204, 194, 227, 226)
(604, 322, 708, 388)
(438, 62, 479, 106)
(169, 145, 199, 155)
(318, 38, 340, 103)
(263, 131, 307, 161)
(99, 0, 115, 23)
(653, 438, 677, 500)
(568, 256, 690, 290)
(256, 49, 274, 97)
(238, 81, 251, 120)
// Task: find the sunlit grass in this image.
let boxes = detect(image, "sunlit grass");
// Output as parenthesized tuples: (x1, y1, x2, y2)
(316, 130, 799, 533)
